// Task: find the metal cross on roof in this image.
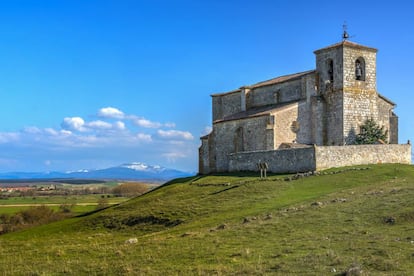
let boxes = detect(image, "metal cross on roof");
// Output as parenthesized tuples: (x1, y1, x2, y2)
(342, 22, 349, 41)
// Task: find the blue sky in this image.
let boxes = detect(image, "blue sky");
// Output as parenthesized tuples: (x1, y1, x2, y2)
(0, 0, 413, 173)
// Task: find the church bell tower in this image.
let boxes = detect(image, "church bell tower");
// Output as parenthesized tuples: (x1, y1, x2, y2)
(314, 36, 379, 145)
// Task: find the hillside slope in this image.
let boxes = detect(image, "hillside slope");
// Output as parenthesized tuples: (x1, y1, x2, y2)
(1, 164, 413, 274)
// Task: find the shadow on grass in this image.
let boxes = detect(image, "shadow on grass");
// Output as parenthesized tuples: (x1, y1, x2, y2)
(210, 185, 240, 195)
(75, 204, 116, 218)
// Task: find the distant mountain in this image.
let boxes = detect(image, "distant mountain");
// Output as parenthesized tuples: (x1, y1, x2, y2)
(0, 162, 194, 182)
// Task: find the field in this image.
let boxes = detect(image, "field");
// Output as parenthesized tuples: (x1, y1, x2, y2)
(0, 164, 413, 275)
(0, 180, 156, 216)
(0, 194, 128, 215)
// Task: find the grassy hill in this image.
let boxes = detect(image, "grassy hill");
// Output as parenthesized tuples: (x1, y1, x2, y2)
(0, 164, 413, 275)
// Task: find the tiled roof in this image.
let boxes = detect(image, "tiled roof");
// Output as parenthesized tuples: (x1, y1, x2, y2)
(211, 70, 315, 97)
(314, 40, 377, 54)
(213, 100, 304, 124)
(378, 93, 396, 106)
(211, 89, 241, 97)
(250, 70, 315, 88)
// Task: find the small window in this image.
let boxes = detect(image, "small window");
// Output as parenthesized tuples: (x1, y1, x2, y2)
(355, 57, 365, 81)
(327, 59, 334, 82)
(273, 90, 280, 103)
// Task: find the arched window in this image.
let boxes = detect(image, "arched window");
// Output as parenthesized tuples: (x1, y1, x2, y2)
(327, 59, 334, 82)
(355, 57, 365, 81)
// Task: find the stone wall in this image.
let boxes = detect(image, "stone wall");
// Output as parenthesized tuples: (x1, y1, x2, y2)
(310, 96, 326, 145)
(343, 89, 378, 144)
(315, 45, 343, 90)
(228, 146, 315, 173)
(250, 79, 303, 108)
(199, 137, 210, 174)
(343, 46, 377, 91)
(212, 75, 311, 123)
(315, 144, 411, 170)
(325, 90, 344, 145)
(210, 115, 272, 172)
(212, 91, 241, 122)
(296, 100, 313, 145)
(314, 44, 345, 146)
(342, 45, 378, 144)
(226, 144, 411, 174)
(389, 114, 398, 144)
(274, 102, 299, 147)
(377, 97, 395, 142)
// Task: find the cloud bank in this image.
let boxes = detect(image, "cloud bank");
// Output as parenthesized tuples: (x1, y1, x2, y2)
(0, 107, 197, 172)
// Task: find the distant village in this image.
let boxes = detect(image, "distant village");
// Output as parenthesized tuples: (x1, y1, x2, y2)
(0, 184, 56, 194)
(0, 182, 109, 198)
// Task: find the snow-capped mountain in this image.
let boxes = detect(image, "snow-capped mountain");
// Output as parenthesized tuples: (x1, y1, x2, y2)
(0, 162, 193, 182)
(121, 162, 165, 172)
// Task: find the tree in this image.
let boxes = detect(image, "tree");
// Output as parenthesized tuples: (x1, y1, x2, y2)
(112, 183, 149, 197)
(355, 118, 388, 145)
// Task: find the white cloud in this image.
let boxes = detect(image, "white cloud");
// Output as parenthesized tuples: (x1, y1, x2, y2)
(96, 107, 176, 130)
(157, 129, 194, 140)
(0, 106, 198, 173)
(136, 133, 152, 142)
(0, 132, 20, 143)
(162, 152, 187, 160)
(165, 122, 176, 128)
(61, 117, 126, 133)
(202, 126, 212, 135)
(131, 117, 162, 128)
(98, 107, 125, 119)
(60, 130, 72, 135)
(77, 135, 99, 144)
(44, 128, 58, 136)
(61, 117, 86, 132)
(87, 120, 112, 130)
(114, 121, 126, 130)
(23, 126, 42, 134)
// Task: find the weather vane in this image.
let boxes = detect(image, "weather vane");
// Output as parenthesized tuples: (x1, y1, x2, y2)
(342, 22, 349, 41)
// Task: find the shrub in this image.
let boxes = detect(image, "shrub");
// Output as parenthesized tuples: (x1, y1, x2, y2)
(355, 118, 388, 144)
(20, 205, 58, 225)
(0, 206, 70, 235)
(59, 203, 75, 213)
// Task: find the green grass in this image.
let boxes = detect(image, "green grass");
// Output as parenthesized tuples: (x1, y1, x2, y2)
(0, 194, 125, 205)
(1, 164, 414, 275)
(0, 204, 112, 215)
(0, 194, 128, 216)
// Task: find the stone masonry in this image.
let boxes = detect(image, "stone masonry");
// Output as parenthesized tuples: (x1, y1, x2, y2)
(199, 39, 410, 174)
(227, 144, 411, 173)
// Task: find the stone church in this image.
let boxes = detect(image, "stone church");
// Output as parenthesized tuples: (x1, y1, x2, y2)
(199, 39, 411, 174)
